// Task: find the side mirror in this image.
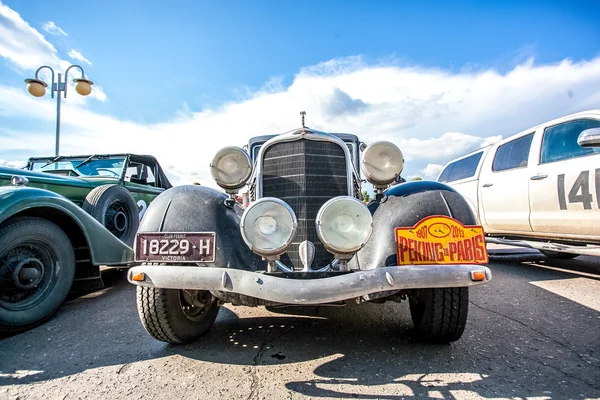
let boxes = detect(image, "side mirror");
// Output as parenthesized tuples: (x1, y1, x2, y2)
(578, 128, 600, 148)
(359, 142, 367, 152)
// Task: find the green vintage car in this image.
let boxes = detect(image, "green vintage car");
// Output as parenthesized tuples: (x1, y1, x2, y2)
(0, 154, 172, 332)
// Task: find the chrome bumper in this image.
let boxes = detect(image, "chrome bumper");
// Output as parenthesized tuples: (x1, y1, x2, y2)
(128, 264, 492, 305)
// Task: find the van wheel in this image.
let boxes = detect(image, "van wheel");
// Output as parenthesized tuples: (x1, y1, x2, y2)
(409, 287, 469, 343)
(540, 250, 578, 260)
(0, 217, 75, 333)
(83, 184, 139, 246)
(136, 287, 220, 344)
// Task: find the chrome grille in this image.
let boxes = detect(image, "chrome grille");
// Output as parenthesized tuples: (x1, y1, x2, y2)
(261, 139, 348, 270)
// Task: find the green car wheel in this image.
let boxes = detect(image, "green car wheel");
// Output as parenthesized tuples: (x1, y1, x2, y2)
(0, 217, 76, 333)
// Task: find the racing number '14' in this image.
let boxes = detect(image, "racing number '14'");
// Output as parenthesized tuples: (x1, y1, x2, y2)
(557, 169, 600, 210)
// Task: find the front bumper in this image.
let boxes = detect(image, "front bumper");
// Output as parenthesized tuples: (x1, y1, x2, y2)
(128, 264, 492, 305)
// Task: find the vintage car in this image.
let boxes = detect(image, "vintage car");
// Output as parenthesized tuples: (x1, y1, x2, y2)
(438, 110, 600, 258)
(0, 153, 172, 332)
(128, 122, 492, 344)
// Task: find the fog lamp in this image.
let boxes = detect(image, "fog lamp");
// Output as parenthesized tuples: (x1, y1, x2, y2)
(315, 196, 373, 258)
(360, 141, 404, 187)
(240, 197, 297, 259)
(210, 146, 253, 192)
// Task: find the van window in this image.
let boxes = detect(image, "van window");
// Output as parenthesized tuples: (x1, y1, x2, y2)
(438, 151, 483, 183)
(541, 119, 600, 164)
(437, 164, 453, 183)
(492, 133, 534, 172)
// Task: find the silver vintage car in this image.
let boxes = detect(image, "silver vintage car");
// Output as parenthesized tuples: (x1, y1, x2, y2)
(128, 118, 492, 344)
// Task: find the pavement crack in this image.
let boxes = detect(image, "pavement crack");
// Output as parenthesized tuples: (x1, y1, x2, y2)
(246, 327, 293, 400)
(116, 363, 131, 375)
(470, 300, 579, 354)
(518, 352, 600, 391)
(470, 300, 600, 390)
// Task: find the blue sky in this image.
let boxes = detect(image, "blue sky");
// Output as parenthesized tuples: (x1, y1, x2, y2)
(1, 0, 600, 184)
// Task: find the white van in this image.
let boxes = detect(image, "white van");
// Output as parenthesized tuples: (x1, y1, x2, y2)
(438, 109, 600, 258)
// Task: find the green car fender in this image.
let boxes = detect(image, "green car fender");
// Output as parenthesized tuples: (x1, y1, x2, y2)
(0, 186, 134, 266)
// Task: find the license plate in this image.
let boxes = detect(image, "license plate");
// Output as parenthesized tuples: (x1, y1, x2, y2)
(395, 216, 488, 265)
(134, 232, 216, 263)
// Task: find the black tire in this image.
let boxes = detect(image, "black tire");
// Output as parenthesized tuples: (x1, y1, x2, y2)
(409, 287, 469, 343)
(83, 184, 139, 246)
(0, 217, 75, 333)
(136, 286, 220, 344)
(540, 250, 578, 260)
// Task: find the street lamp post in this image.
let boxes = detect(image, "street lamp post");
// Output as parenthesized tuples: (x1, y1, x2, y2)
(25, 65, 94, 156)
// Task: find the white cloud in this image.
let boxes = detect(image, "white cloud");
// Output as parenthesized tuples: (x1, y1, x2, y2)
(420, 164, 444, 180)
(0, 2, 105, 106)
(398, 132, 493, 163)
(0, 159, 25, 169)
(67, 49, 91, 65)
(42, 21, 68, 36)
(0, 2, 63, 70)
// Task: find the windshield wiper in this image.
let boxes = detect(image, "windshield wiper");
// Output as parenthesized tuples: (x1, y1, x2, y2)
(40, 156, 64, 169)
(74, 154, 97, 170)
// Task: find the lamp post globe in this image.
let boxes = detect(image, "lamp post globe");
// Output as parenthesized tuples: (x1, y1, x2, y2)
(74, 78, 94, 96)
(25, 79, 47, 97)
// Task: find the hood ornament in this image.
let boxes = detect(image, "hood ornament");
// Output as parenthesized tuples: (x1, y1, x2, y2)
(294, 111, 308, 135)
(298, 240, 315, 272)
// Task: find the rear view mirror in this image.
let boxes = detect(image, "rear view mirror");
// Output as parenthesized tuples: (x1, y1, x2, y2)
(578, 128, 600, 148)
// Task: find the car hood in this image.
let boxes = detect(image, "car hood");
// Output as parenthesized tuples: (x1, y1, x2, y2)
(0, 166, 118, 188)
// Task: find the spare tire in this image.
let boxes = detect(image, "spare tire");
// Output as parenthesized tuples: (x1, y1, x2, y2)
(83, 184, 139, 246)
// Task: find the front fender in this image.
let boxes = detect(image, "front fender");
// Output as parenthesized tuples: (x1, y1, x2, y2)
(356, 181, 478, 269)
(139, 185, 260, 270)
(0, 186, 133, 265)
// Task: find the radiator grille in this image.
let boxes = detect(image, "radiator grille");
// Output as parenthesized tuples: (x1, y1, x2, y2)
(261, 139, 348, 270)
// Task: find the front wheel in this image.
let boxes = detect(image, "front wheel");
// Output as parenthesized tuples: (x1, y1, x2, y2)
(136, 287, 220, 344)
(409, 287, 469, 343)
(0, 217, 76, 333)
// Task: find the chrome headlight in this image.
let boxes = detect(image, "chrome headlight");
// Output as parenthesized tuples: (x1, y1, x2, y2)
(315, 196, 373, 257)
(210, 146, 252, 191)
(240, 197, 297, 259)
(360, 141, 404, 187)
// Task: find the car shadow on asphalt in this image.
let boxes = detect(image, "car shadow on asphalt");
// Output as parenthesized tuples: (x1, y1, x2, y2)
(1, 260, 599, 399)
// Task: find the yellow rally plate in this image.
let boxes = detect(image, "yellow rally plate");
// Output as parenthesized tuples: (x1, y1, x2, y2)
(395, 215, 488, 265)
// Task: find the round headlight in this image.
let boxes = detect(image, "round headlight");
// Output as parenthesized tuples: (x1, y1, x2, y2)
(240, 198, 297, 258)
(315, 196, 373, 256)
(360, 141, 404, 186)
(210, 146, 253, 191)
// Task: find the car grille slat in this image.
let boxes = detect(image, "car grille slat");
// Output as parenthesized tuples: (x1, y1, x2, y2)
(262, 139, 348, 270)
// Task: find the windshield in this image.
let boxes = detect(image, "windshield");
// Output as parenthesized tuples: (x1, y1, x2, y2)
(30, 156, 126, 178)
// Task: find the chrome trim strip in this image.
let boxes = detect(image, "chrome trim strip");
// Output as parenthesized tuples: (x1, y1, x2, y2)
(129, 264, 492, 305)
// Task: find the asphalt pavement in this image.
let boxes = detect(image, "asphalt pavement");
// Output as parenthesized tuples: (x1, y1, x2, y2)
(1, 254, 599, 400)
